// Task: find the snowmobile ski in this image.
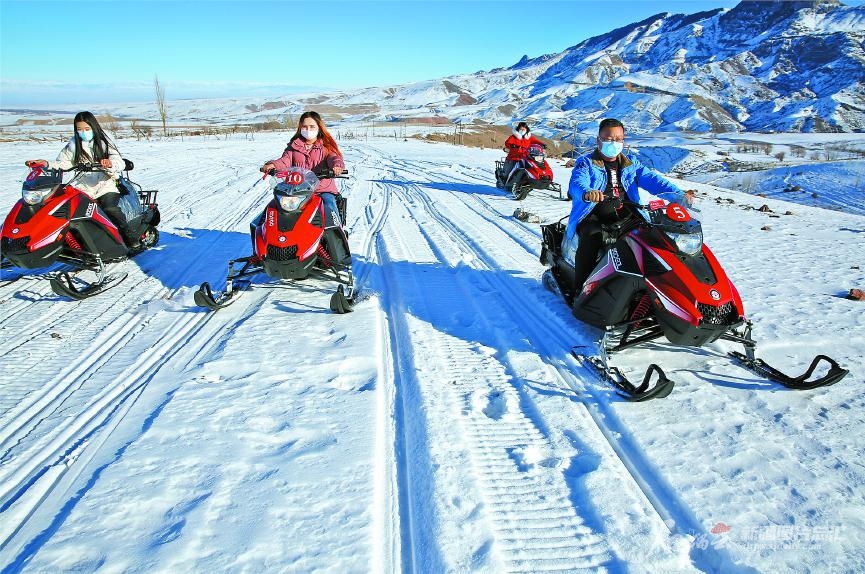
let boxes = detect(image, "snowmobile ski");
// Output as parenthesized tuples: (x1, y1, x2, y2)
(49, 270, 128, 300)
(329, 284, 355, 314)
(729, 351, 849, 390)
(572, 348, 675, 401)
(193, 280, 248, 311)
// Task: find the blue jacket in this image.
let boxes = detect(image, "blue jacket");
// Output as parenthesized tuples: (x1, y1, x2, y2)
(566, 150, 686, 239)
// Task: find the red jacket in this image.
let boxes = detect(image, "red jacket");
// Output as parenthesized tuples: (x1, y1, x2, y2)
(504, 132, 543, 161)
(269, 137, 346, 194)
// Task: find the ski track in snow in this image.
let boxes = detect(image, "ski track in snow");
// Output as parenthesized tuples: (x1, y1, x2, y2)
(0, 145, 281, 567)
(366, 149, 744, 572)
(0, 135, 863, 573)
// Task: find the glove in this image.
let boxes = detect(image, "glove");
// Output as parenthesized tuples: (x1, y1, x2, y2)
(684, 189, 696, 205)
(583, 190, 604, 203)
(25, 160, 48, 168)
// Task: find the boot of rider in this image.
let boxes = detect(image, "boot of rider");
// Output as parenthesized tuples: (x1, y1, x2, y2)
(98, 192, 141, 250)
(115, 218, 141, 251)
(323, 229, 352, 268)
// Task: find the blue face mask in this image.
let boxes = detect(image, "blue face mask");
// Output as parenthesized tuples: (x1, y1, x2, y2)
(600, 141, 623, 158)
(77, 130, 94, 142)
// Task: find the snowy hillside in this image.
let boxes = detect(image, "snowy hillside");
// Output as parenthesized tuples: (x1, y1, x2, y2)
(4, 1, 864, 136)
(0, 135, 863, 573)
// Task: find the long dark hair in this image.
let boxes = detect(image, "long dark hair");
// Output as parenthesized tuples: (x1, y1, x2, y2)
(72, 111, 116, 164)
(289, 111, 342, 157)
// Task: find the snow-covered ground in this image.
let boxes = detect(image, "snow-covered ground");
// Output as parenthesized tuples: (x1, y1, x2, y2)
(624, 133, 865, 218)
(0, 134, 863, 573)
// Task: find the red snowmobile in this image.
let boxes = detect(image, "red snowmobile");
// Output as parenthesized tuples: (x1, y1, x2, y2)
(540, 195, 848, 400)
(194, 167, 354, 313)
(0, 162, 160, 299)
(496, 143, 562, 200)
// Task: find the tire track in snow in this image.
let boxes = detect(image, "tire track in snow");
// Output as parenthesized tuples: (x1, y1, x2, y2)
(372, 175, 618, 572)
(381, 158, 746, 572)
(0, 160, 270, 417)
(334, 153, 404, 573)
(0, 161, 283, 560)
(0, 303, 236, 555)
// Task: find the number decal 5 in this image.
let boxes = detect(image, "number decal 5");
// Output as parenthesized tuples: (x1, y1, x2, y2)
(665, 203, 691, 222)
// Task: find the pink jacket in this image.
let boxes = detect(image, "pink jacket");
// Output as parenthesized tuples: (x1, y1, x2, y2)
(269, 137, 346, 194)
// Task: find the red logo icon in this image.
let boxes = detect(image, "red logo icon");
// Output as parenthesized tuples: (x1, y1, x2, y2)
(711, 522, 732, 534)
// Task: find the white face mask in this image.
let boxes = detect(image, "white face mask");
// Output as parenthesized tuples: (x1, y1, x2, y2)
(300, 128, 318, 140)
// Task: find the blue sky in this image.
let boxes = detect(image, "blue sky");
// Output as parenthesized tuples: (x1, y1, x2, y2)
(1, 0, 863, 106)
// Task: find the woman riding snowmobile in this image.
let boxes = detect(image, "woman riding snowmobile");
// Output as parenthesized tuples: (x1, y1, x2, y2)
(194, 111, 354, 313)
(262, 110, 345, 232)
(25, 111, 141, 250)
(496, 121, 543, 189)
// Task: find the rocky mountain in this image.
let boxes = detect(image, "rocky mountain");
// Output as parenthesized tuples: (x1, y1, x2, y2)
(8, 1, 862, 136)
(277, 0, 865, 134)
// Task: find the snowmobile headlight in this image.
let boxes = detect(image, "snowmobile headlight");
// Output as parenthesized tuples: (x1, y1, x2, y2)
(22, 187, 51, 205)
(278, 193, 309, 212)
(668, 231, 703, 255)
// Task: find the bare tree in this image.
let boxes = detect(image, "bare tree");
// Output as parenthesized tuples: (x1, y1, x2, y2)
(131, 120, 152, 141)
(103, 115, 121, 137)
(154, 74, 168, 136)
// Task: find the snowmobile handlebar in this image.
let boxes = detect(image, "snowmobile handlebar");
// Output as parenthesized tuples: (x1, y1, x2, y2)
(594, 193, 696, 211)
(61, 163, 113, 174)
(314, 168, 350, 180)
(26, 162, 114, 174)
(260, 167, 349, 180)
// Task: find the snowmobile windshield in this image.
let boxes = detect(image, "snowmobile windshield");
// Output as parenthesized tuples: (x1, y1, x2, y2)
(21, 167, 63, 205)
(270, 168, 320, 193)
(645, 201, 703, 255)
(272, 168, 319, 212)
